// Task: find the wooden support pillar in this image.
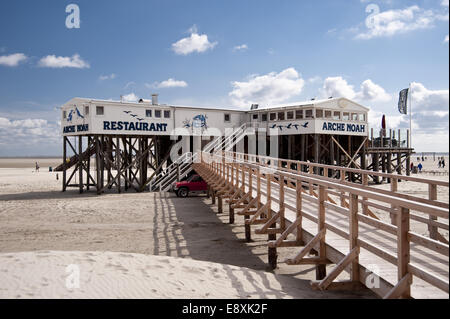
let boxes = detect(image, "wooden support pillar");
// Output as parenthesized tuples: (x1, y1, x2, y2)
(63, 136, 67, 192)
(300, 134, 305, 163)
(428, 184, 438, 240)
(349, 193, 360, 281)
(86, 136, 91, 191)
(390, 178, 398, 225)
(396, 207, 411, 298)
(78, 135, 83, 194)
(314, 134, 319, 174)
(397, 152, 402, 175)
(96, 136, 101, 195)
(387, 152, 392, 183)
(405, 153, 411, 176)
(316, 185, 327, 280)
(245, 167, 252, 242)
(101, 135, 105, 190)
(329, 136, 335, 175)
(116, 136, 121, 193)
(373, 153, 380, 184)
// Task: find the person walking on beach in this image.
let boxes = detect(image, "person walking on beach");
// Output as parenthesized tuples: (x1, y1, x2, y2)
(418, 163, 423, 173)
(442, 158, 446, 169)
(35, 162, 40, 172)
(438, 159, 442, 168)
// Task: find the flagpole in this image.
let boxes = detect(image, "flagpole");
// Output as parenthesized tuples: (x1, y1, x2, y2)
(409, 82, 412, 149)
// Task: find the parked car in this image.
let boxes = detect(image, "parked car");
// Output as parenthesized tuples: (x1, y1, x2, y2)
(172, 174, 208, 198)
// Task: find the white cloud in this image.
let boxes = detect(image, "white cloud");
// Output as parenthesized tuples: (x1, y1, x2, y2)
(356, 5, 449, 40)
(442, 0, 449, 8)
(121, 93, 139, 103)
(410, 82, 449, 112)
(149, 78, 188, 89)
(0, 117, 60, 148)
(38, 54, 90, 69)
(321, 77, 391, 102)
(99, 73, 116, 81)
(322, 76, 357, 100)
(229, 68, 305, 108)
(172, 26, 217, 55)
(357, 79, 391, 102)
(0, 53, 27, 67)
(233, 44, 248, 52)
(445, 34, 449, 43)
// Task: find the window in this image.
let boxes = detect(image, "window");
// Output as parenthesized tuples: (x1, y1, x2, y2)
(287, 111, 294, 120)
(96, 106, 104, 116)
(261, 113, 268, 121)
(343, 112, 350, 120)
(84, 106, 89, 116)
(63, 110, 67, 119)
(352, 113, 358, 121)
(316, 109, 324, 118)
(252, 114, 259, 120)
(325, 110, 332, 119)
(359, 113, 366, 122)
(305, 109, 313, 118)
(146, 109, 152, 117)
(295, 110, 303, 119)
(224, 114, 231, 122)
(164, 110, 171, 118)
(333, 111, 341, 120)
(155, 110, 161, 118)
(270, 113, 276, 121)
(278, 112, 285, 121)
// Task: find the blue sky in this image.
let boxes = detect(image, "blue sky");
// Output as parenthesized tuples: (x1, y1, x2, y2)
(0, 0, 448, 155)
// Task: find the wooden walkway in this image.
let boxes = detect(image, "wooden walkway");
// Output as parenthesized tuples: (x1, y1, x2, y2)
(193, 151, 449, 299)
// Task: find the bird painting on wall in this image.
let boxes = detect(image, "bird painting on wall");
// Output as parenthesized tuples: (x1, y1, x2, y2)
(123, 111, 131, 114)
(301, 122, 309, 128)
(130, 114, 137, 118)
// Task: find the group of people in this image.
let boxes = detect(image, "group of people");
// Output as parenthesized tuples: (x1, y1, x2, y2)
(410, 156, 447, 173)
(438, 157, 446, 168)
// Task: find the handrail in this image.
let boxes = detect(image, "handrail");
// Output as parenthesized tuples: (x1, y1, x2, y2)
(196, 151, 449, 298)
(225, 150, 449, 188)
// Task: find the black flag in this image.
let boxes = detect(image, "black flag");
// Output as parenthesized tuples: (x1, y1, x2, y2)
(398, 88, 408, 114)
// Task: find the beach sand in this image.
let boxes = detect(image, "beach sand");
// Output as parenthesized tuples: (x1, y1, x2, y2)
(0, 157, 447, 299)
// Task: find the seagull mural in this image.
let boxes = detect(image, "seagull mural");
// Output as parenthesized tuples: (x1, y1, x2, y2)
(67, 110, 74, 122)
(137, 118, 144, 121)
(270, 124, 277, 129)
(123, 111, 131, 114)
(292, 124, 300, 130)
(75, 107, 84, 119)
(130, 114, 137, 118)
(301, 122, 309, 128)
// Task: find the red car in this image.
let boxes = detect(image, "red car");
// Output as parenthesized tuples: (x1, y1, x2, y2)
(172, 174, 208, 197)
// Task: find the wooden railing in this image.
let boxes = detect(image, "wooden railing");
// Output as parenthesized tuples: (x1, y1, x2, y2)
(194, 151, 449, 299)
(219, 151, 449, 243)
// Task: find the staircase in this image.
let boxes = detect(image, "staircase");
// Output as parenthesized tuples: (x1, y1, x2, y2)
(149, 123, 254, 192)
(54, 144, 96, 172)
(148, 152, 196, 192)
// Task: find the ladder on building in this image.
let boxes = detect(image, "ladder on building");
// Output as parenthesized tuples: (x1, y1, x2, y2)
(148, 123, 254, 192)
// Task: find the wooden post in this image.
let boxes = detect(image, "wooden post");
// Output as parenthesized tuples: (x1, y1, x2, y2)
(314, 135, 319, 174)
(390, 178, 398, 225)
(296, 178, 303, 243)
(78, 135, 83, 194)
(349, 193, 360, 281)
(362, 174, 368, 215)
(397, 207, 411, 298)
(373, 153, 380, 184)
(86, 136, 91, 191)
(267, 172, 277, 269)
(316, 185, 327, 280)
(116, 137, 121, 193)
(245, 167, 252, 241)
(63, 136, 67, 192)
(428, 184, 438, 240)
(96, 136, 101, 195)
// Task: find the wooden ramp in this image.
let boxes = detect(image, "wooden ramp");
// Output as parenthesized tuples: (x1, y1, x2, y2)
(193, 151, 449, 299)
